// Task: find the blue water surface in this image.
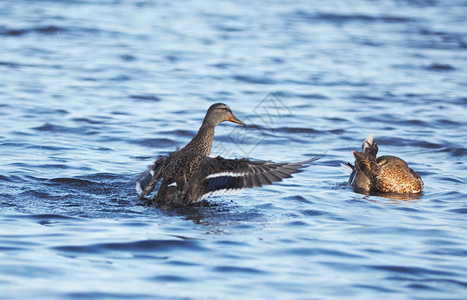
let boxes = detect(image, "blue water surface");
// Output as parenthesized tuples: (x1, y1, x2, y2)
(1, 0, 467, 299)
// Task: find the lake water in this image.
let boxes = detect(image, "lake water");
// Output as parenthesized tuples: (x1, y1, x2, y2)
(1, 0, 467, 299)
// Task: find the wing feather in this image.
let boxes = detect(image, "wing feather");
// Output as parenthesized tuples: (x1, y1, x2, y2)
(186, 155, 323, 201)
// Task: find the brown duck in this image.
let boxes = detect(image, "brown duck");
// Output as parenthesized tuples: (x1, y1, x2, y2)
(346, 134, 423, 194)
(137, 103, 320, 207)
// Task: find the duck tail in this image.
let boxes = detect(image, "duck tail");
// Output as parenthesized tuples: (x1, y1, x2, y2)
(136, 155, 167, 199)
(361, 134, 378, 160)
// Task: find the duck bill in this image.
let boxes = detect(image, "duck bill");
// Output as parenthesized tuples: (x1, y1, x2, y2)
(228, 115, 246, 126)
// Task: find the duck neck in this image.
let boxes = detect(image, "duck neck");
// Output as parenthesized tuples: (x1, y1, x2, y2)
(184, 124, 215, 156)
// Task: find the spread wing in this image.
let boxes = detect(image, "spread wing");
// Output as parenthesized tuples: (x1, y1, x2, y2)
(186, 155, 323, 202)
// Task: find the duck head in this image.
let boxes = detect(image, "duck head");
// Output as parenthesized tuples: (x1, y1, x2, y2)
(203, 103, 246, 127)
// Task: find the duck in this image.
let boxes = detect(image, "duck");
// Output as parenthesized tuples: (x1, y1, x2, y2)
(345, 134, 423, 194)
(136, 103, 321, 207)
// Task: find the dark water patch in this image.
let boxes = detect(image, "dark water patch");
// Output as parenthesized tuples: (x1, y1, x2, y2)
(275, 127, 323, 134)
(282, 195, 313, 204)
(447, 208, 467, 214)
(293, 11, 414, 24)
(53, 239, 206, 254)
(272, 90, 296, 99)
(0, 246, 27, 252)
(311, 79, 370, 87)
(281, 247, 364, 258)
(390, 277, 467, 289)
(111, 110, 132, 115)
(24, 107, 69, 116)
(12, 214, 80, 222)
(10, 130, 35, 137)
(26, 144, 74, 151)
(270, 57, 285, 64)
(232, 75, 277, 85)
(134, 155, 155, 160)
(1, 23, 121, 39)
(48, 177, 99, 186)
(37, 164, 70, 170)
(0, 175, 26, 187)
(0, 175, 13, 182)
(121, 221, 150, 227)
(230, 223, 256, 230)
(1, 142, 43, 149)
(212, 265, 267, 274)
(348, 226, 451, 238)
(216, 25, 245, 32)
(64, 292, 154, 300)
(215, 240, 246, 247)
(131, 138, 178, 148)
(329, 129, 345, 134)
(424, 238, 461, 246)
(406, 119, 427, 126)
(212, 62, 234, 69)
(406, 282, 437, 291)
(286, 220, 308, 227)
(121, 54, 137, 62)
(325, 117, 348, 123)
(359, 116, 437, 130)
(215, 90, 233, 97)
(426, 248, 467, 256)
(129, 94, 161, 101)
(368, 136, 443, 149)
(0, 235, 42, 247)
(72, 117, 105, 125)
(35, 25, 63, 34)
(0, 61, 22, 68)
(164, 54, 180, 62)
(302, 209, 325, 216)
(31, 123, 99, 135)
(405, 39, 465, 51)
(320, 13, 413, 23)
(132, 254, 169, 260)
(167, 260, 200, 267)
(419, 28, 467, 47)
(353, 284, 398, 293)
(393, 206, 420, 213)
(351, 94, 385, 101)
(436, 118, 461, 126)
(109, 74, 132, 81)
(2, 264, 64, 278)
(0, 25, 64, 36)
(298, 93, 329, 100)
(414, 140, 445, 149)
(441, 147, 467, 157)
(434, 176, 463, 184)
(160, 129, 196, 138)
(146, 275, 194, 283)
(52, 244, 103, 254)
(19, 189, 58, 200)
(425, 63, 455, 72)
(369, 265, 457, 277)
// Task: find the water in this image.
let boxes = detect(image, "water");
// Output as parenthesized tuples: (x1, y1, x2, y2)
(1, 0, 467, 298)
